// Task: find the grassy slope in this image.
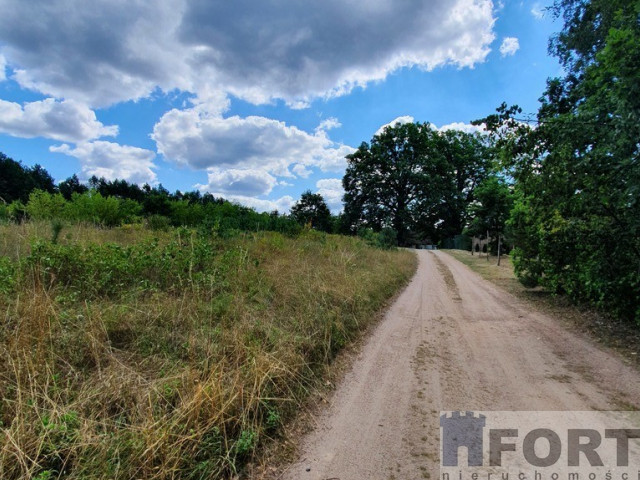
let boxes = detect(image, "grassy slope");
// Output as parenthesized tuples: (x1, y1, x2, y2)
(0, 222, 416, 479)
(442, 249, 640, 367)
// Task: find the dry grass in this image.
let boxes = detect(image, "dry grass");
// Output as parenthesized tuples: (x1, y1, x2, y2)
(0, 223, 416, 479)
(442, 249, 640, 367)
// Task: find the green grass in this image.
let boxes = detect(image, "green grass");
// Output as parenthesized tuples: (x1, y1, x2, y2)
(0, 222, 416, 479)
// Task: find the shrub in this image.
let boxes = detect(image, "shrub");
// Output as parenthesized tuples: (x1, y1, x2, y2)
(147, 214, 171, 231)
(26, 190, 66, 219)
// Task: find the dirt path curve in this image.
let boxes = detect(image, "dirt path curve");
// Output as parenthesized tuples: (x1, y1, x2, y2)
(280, 250, 640, 480)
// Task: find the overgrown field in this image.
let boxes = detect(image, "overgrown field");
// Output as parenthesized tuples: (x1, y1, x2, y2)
(0, 222, 416, 479)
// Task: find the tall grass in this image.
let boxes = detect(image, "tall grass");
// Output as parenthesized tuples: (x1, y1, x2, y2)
(0, 222, 415, 479)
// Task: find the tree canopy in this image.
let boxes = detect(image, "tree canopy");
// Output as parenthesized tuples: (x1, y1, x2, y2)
(342, 122, 489, 245)
(478, 0, 640, 322)
(290, 190, 332, 232)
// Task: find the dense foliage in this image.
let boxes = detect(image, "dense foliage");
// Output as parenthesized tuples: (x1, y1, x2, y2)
(0, 154, 310, 235)
(342, 122, 489, 245)
(290, 190, 332, 232)
(0, 153, 56, 203)
(478, 0, 640, 322)
(465, 176, 514, 252)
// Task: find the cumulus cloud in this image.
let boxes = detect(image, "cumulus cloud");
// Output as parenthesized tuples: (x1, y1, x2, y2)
(375, 115, 415, 136)
(0, 0, 188, 107)
(218, 194, 296, 214)
(0, 98, 117, 142)
(0, 55, 6, 81)
(436, 121, 486, 134)
(500, 37, 520, 57)
(152, 106, 354, 177)
(50, 141, 156, 184)
(316, 178, 344, 213)
(0, 0, 495, 107)
(292, 164, 313, 178)
(196, 168, 277, 197)
(316, 117, 341, 132)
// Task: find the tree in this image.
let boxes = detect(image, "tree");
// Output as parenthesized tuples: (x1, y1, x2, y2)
(466, 176, 514, 264)
(421, 129, 490, 241)
(58, 174, 88, 200)
(290, 191, 332, 232)
(0, 153, 29, 203)
(0, 153, 56, 203)
(343, 122, 489, 245)
(480, 0, 640, 322)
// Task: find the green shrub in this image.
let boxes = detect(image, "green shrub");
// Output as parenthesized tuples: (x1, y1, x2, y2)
(26, 190, 66, 219)
(147, 214, 171, 231)
(376, 227, 398, 249)
(357, 227, 397, 250)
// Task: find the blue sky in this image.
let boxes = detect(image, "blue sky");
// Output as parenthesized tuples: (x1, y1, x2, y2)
(0, 0, 561, 212)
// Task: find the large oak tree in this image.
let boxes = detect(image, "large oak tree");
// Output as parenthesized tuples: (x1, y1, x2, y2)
(342, 122, 489, 245)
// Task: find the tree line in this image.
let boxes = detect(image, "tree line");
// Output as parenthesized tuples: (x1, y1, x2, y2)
(1, 0, 636, 322)
(341, 0, 639, 323)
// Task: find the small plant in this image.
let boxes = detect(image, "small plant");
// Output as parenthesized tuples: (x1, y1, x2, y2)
(50, 219, 63, 244)
(266, 408, 281, 431)
(0, 256, 16, 295)
(234, 429, 257, 458)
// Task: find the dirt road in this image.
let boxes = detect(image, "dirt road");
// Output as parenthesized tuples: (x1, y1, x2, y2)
(280, 250, 640, 480)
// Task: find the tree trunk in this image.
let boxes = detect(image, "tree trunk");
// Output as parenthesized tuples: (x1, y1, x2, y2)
(497, 233, 502, 266)
(486, 229, 490, 262)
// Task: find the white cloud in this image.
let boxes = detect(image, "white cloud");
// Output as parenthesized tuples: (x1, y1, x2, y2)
(0, 55, 6, 81)
(316, 117, 342, 132)
(152, 106, 354, 177)
(0, 0, 496, 108)
(436, 122, 487, 134)
(531, 3, 545, 19)
(500, 37, 520, 57)
(217, 194, 296, 214)
(0, 98, 117, 142)
(50, 141, 156, 184)
(196, 168, 277, 197)
(292, 164, 313, 178)
(316, 178, 344, 213)
(375, 115, 415, 136)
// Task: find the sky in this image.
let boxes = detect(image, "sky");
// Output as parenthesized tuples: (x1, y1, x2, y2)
(0, 0, 562, 213)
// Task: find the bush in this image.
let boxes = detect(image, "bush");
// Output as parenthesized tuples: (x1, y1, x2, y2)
(377, 227, 398, 249)
(26, 190, 66, 219)
(357, 227, 397, 250)
(147, 214, 171, 231)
